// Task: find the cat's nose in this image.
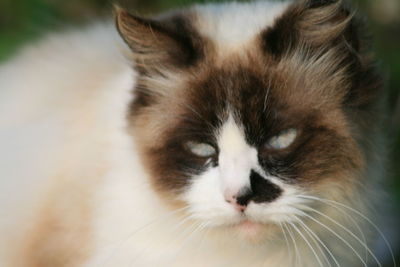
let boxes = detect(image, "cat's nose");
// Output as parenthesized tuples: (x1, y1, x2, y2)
(224, 188, 252, 212)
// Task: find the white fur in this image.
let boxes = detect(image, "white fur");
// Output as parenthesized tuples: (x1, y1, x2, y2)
(218, 115, 256, 195)
(193, 1, 290, 57)
(183, 114, 305, 228)
(0, 22, 135, 265)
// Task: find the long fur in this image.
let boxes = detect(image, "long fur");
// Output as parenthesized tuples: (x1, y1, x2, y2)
(0, 1, 392, 266)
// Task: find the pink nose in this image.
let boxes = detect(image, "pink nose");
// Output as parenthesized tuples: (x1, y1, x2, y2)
(224, 192, 247, 212)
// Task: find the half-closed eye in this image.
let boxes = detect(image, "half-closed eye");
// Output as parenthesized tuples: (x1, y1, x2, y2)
(265, 129, 298, 150)
(186, 141, 216, 158)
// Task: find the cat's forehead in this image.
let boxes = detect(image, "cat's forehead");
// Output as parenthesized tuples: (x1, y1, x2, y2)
(138, 0, 349, 116)
(191, 1, 290, 58)
(183, 60, 345, 125)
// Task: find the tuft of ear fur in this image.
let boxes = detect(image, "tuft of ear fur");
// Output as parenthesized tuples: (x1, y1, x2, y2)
(114, 6, 204, 74)
(262, 0, 383, 114)
(296, 0, 355, 46)
(262, 0, 360, 56)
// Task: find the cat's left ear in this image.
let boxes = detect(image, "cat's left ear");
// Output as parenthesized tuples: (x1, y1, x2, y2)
(114, 6, 204, 73)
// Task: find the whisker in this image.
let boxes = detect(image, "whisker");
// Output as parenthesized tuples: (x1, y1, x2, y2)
(300, 205, 381, 267)
(128, 213, 201, 267)
(101, 206, 190, 266)
(298, 194, 396, 267)
(263, 81, 271, 113)
(175, 101, 219, 132)
(293, 215, 340, 267)
(283, 222, 301, 267)
(298, 195, 368, 263)
(279, 222, 292, 265)
(297, 220, 332, 267)
(169, 221, 210, 265)
(193, 222, 212, 259)
(288, 221, 325, 267)
(296, 209, 368, 267)
(322, 203, 370, 263)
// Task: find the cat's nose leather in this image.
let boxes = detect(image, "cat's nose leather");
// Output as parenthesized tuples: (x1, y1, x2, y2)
(224, 189, 250, 212)
(224, 170, 283, 211)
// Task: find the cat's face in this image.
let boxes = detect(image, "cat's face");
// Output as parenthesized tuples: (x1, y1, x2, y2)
(116, 0, 381, 240)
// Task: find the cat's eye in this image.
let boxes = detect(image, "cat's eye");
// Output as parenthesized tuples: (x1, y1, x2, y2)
(266, 129, 298, 150)
(186, 141, 216, 158)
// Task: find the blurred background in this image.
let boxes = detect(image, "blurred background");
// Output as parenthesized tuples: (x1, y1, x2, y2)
(0, 0, 399, 266)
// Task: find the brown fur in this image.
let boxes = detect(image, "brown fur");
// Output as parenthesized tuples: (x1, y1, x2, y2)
(115, 7, 208, 74)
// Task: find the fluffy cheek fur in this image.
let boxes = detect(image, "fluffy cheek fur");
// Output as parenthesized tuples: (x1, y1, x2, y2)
(182, 169, 307, 226)
(181, 168, 241, 226)
(179, 164, 366, 247)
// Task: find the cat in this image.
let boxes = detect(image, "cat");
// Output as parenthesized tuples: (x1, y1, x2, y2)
(0, 0, 395, 266)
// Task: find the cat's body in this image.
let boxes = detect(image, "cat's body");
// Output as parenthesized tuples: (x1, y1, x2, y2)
(0, 1, 392, 266)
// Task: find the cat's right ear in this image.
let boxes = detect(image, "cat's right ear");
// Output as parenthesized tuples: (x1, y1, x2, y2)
(261, 0, 360, 57)
(114, 6, 204, 73)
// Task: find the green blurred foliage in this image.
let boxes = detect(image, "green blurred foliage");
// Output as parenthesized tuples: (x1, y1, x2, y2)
(0, 0, 110, 59)
(0, 0, 399, 263)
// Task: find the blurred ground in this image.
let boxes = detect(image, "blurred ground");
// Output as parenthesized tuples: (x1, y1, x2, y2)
(0, 0, 399, 266)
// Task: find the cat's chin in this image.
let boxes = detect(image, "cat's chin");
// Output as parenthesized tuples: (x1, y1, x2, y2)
(226, 219, 278, 244)
(235, 220, 265, 241)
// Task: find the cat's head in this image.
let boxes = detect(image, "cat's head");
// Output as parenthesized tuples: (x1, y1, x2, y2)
(116, 0, 382, 240)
